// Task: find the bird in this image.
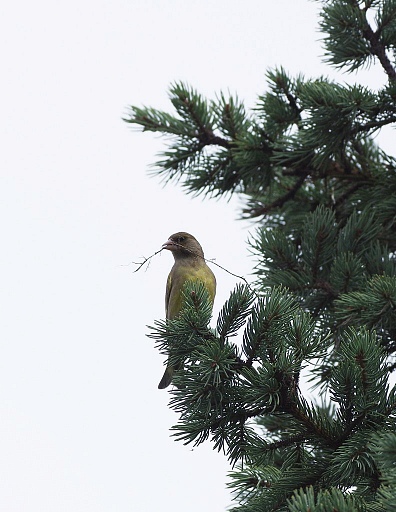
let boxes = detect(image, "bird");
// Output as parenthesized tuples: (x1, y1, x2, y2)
(158, 232, 216, 389)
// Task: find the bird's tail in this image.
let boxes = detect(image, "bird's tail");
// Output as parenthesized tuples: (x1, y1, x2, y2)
(158, 366, 173, 389)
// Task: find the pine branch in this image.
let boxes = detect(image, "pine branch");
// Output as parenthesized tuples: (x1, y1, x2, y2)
(333, 182, 363, 208)
(353, 114, 396, 134)
(286, 401, 337, 448)
(244, 174, 307, 218)
(362, 23, 396, 82)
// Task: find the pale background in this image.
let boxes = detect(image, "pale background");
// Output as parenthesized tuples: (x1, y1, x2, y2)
(1, 1, 393, 511)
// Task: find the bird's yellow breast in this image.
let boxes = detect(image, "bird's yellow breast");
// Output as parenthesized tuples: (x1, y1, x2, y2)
(166, 261, 216, 320)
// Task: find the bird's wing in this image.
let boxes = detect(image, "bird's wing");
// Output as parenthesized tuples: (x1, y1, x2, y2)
(165, 272, 172, 319)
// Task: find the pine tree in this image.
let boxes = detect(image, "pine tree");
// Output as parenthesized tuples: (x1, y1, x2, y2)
(125, 1, 396, 510)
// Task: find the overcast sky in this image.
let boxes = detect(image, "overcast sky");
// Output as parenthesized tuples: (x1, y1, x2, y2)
(1, 1, 394, 511)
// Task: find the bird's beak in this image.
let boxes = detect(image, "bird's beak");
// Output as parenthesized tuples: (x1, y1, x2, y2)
(162, 239, 176, 250)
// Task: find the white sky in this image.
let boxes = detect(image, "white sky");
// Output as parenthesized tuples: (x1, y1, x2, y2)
(1, 1, 394, 511)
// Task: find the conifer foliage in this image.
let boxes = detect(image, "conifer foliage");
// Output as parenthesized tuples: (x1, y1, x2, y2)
(125, 1, 396, 510)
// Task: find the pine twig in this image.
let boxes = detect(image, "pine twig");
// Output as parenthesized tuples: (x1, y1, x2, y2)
(131, 248, 164, 273)
(244, 174, 307, 218)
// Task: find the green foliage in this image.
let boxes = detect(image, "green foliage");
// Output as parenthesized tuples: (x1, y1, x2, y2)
(369, 431, 396, 511)
(288, 486, 363, 512)
(217, 283, 256, 341)
(320, 1, 374, 71)
(128, 0, 396, 510)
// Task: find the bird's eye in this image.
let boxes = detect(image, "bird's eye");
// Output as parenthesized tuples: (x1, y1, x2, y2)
(177, 236, 185, 243)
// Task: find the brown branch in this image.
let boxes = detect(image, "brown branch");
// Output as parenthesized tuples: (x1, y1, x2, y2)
(362, 24, 396, 82)
(387, 361, 396, 372)
(287, 402, 336, 445)
(285, 91, 303, 128)
(334, 182, 363, 208)
(352, 115, 396, 135)
(198, 130, 231, 149)
(180, 94, 232, 150)
(244, 174, 307, 218)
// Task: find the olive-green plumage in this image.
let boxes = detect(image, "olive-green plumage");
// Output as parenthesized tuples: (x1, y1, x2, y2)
(158, 232, 216, 389)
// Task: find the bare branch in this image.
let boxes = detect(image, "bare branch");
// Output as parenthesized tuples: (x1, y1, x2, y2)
(129, 248, 165, 273)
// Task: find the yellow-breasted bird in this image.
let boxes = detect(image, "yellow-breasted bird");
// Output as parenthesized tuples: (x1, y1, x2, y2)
(158, 232, 216, 389)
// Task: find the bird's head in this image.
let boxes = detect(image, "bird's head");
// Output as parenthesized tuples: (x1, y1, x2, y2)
(162, 232, 204, 260)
